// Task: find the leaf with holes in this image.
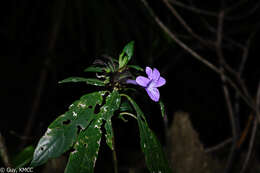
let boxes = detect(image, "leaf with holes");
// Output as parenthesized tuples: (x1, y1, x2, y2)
(59, 77, 105, 86)
(65, 117, 103, 173)
(101, 90, 121, 121)
(30, 91, 106, 167)
(65, 90, 120, 172)
(101, 90, 121, 150)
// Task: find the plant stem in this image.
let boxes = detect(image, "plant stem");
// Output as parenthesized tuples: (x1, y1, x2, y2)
(120, 112, 137, 119)
(112, 128, 118, 173)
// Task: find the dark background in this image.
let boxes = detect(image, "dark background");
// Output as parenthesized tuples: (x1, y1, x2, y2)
(0, 0, 259, 172)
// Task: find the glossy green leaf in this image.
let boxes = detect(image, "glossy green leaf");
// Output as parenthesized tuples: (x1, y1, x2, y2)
(122, 41, 134, 61)
(84, 78, 106, 86)
(102, 90, 121, 150)
(101, 90, 121, 121)
(122, 94, 171, 173)
(59, 77, 105, 86)
(30, 91, 105, 167)
(104, 119, 114, 150)
(12, 146, 34, 168)
(84, 66, 103, 73)
(118, 56, 124, 69)
(65, 117, 103, 173)
(128, 65, 144, 71)
(119, 41, 134, 69)
(65, 90, 120, 172)
(137, 116, 172, 173)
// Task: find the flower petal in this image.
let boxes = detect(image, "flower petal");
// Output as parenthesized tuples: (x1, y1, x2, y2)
(126, 79, 138, 85)
(154, 76, 166, 87)
(152, 68, 160, 81)
(136, 76, 150, 87)
(146, 67, 153, 79)
(146, 87, 160, 102)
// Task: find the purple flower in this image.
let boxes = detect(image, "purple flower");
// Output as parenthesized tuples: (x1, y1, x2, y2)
(125, 79, 137, 85)
(136, 67, 166, 102)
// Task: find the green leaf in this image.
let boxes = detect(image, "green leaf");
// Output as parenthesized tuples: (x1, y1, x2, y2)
(59, 77, 89, 83)
(159, 101, 166, 118)
(121, 94, 147, 122)
(119, 41, 134, 69)
(104, 119, 114, 150)
(137, 116, 172, 173)
(65, 117, 103, 173)
(119, 100, 133, 112)
(85, 78, 106, 86)
(84, 66, 103, 73)
(118, 55, 123, 69)
(101, 90, 121, 121)
(102, 90, 121, 150)
(30, 91, 106, 167)
(107, 61, 116, 73)
(122, 94, 171, 173)
(59, 77, 105, 86)
(122, 41, 134, 61)
(65, 90, 120, 172)
(12, 146, 34, 168)
(128, 65, 144, 71)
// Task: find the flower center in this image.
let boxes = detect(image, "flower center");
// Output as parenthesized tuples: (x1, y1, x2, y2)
(147, 79, 155, 88)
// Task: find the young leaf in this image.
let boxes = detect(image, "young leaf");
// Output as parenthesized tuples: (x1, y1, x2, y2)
(59, 77, 105, 86)
(159, 101, 166, 118)
(12, 146, 34, 168)
(64, 117, 103, 173)
(84, 66, 103, 73)
(30, 91, 105, 167)
(122, 41, 134, 62)
(119, 41, 134, 69)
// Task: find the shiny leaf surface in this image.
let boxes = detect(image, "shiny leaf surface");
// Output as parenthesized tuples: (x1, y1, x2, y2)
(59, 77, 105, 86)
(31, 91, 105, 167)
(84, 66, 103, 73)
(65, 117, 103, 173)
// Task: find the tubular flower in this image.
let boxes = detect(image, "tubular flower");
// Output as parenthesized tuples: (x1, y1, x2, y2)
(136, 67, 166, 102)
